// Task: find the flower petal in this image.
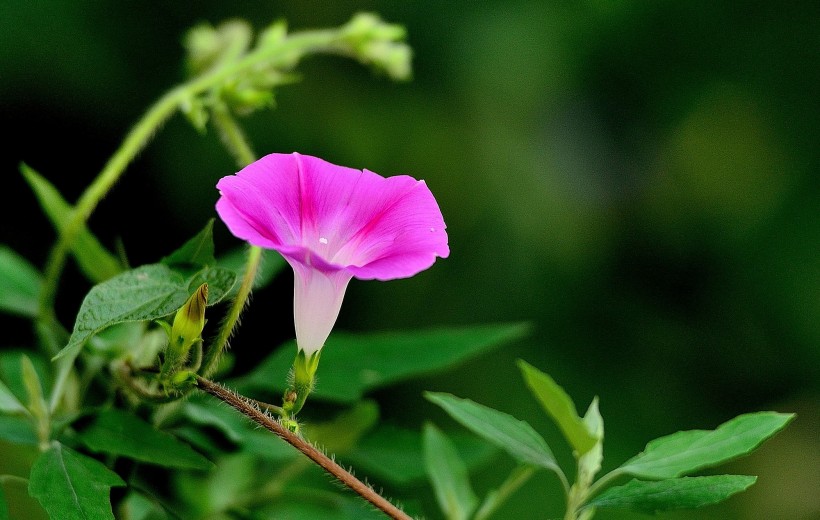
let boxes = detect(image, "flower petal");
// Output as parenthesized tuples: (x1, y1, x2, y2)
(216, 153, 449, 282)
(289, 261, 352, 356)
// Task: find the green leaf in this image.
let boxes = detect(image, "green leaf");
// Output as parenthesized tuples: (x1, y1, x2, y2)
(236, 323, 530, 402)
(217, 247, 286, 292)
(178, 395, 297, 461)
(303, 401, 379, 454)
(119, 491, 171, 520)
(0, 482, 7, 520)
(20, 164, 122, 283)
(346, 424, 497, 485)
(56, 263, 236, 360)
(0, 245, 42, 317)
(0, 379, 26, 414)
(0, 416, 37, 445)
(28, 442, 125, 520)
(423, 423, 478, 520)
(517, 359, 599, 455)
(252, 496, 386, 520)
(577, 398, 604, 488)
(588, 475, 757, 513)
(617, 412, 794, 479)
(161, 220, 216, 266)
(0, 351, 51, 404)
(20, 355, 48, 430)
(425, 392, 560, 473)
(76, 408, 213, 470)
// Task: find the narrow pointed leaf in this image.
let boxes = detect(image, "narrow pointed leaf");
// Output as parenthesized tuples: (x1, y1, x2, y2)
(0, 245, 42, 317)
(423, 423, 478, 520)
(161, 220, 216, 266)
(425, 392, 560, 472)
(75, 408, 213, 470)
(618, 412, 794, 479)
(20, 164, 122, 283)
(588, 475, 757, 513)
(518, 359, 598, 455)
(577, 398, 604, 487)
(20, 355, 48, 432)
(56, 263, 236, 360)
(236, 323, 530, 402)
(28, 442, 125, 520)
(0, 379, 26, 414)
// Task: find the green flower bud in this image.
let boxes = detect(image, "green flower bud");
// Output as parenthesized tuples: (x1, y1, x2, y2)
(166, 283, 208, 369)
(339, 13, 412, 81)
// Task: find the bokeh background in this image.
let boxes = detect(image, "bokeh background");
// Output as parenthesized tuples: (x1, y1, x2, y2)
(1, 1, 818, 519)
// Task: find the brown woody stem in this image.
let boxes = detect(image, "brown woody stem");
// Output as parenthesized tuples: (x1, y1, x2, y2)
(194, 376, 413, 520)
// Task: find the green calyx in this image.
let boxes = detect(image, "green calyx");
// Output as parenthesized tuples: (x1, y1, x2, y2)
(161, 283, 208, 378)
(282, 349, 321, 417)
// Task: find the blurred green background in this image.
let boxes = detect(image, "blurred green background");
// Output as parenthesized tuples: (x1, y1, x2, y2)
(1, 1, 818, 519)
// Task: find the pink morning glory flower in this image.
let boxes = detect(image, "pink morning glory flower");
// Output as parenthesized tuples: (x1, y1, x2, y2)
(215, 152, 449, 357)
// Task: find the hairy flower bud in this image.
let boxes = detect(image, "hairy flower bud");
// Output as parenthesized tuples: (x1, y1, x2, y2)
(166, 283, 208, 368)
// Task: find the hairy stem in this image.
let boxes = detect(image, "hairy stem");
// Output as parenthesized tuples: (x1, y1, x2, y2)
(201, 245, 262, 378)
(211, 102, 257, 167)
(195, 376, 413, 520)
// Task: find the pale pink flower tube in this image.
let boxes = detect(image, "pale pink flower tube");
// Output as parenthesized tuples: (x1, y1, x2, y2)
(215, 152, 449, 356)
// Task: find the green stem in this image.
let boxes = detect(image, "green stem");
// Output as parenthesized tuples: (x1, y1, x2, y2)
(35, 27, 344, 333)
(37, 86, 186, 322)
(211, 101, 257, 167)
(201, 245, 262, 377)
(201, 96, 263, 377)
(473, 466, 535, 520)
(584, 468, 623, 501)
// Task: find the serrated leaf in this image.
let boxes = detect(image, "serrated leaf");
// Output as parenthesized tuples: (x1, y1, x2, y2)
(424, 423, 478, 520)
(617, 412, 794, 479)
(345, 424, 497, 485)
(518, 360, 599, 455)
(0, 245, 42, 317)
(161, 220, 216, 266)
(20, 164, 122, 283)
(425, 392, 560, 473)
(56, 263, 236, 360)
(76, 408, 213, 470)
(216, 247, 286, 293)
(588, 475, 757, 513)
(236, 323, 530, 402)
(28, 442, 125, 520)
